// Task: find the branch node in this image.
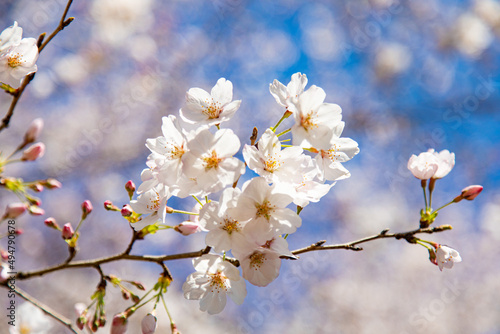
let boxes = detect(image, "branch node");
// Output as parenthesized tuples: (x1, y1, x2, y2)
(380, 228, 390, 235)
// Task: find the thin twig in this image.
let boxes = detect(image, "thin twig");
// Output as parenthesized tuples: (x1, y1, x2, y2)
(0, 0, 75, 132)
(9, 284, 78, 334)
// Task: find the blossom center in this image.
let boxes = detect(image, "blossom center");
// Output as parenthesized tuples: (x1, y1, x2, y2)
(167, 143, 185, 160)
(202, 99, 223, 119)
(255, 200, 275, 220)
(264, 156, 282, 173)
(8, 53, 23, 68)
(321, 143, 342, 161)
(209, 270, 229, 292)
(300, 111, 318, 131)
(202, 150, 221, 170)
(146, 191, 161, 211)
(20, 324, 31, 334)
(249, 252, 266, 269)
(222, 218, 240, 234)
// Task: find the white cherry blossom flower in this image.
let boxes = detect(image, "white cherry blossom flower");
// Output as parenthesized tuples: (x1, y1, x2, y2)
(145, 115, 189, 186)
(242, 129, 304, 184)
(199, 187, 248, 252)
(180, 78, 241, 126)
(289, 85, 344, 148)
(231, 177, 302, 243)
(315, 136, 360, 182)
(182, 128, 245, 194)
(436, 245, 462, 271)
(407, 152, 439, 180)
(182, 254, 246, 315)
(129, 184, 170, 231)
(269, 72, 308, 109)
(0, 37, 39, 87)
(9, 302, 53, 334)
(428, 149, 455, 179)
(233, 236, 293, 287)
(0, 22, 22, 52)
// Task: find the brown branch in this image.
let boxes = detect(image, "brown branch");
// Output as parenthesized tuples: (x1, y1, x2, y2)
(290, 225, 452, 257)
(9, 284, 78, 333)
(0, 0, 75, 132)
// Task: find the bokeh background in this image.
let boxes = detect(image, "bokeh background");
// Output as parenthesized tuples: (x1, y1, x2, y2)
(1, 0, 500, 333)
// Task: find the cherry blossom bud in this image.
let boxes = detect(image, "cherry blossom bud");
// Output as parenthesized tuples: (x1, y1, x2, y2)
(14, 229, 23, 235)
(27, 205, 45, 216)
(2, 202, 27, 219)
(29, 183, 44, 192)
(74, 303, 88, 330)
(175, 221, 201, 236)
(24, 118, 43, 144)
(141, 312, 157, 334)
(121, 204, 133, 217)
(1, 250, 8, 260)
(62, 223, 75, 239)
(125, 180, 136, 199)
(111, 313, 128, 334)
(428, 248, 438, 266)
(0, 263, 10, 283)
(462, 185, 483, 200)
(44, 178, 62, 189)
(104, 200, 120, 211)
(44, 217, 60, 230)
(21, 142, 45, 161)
(81, 200, 93, 219)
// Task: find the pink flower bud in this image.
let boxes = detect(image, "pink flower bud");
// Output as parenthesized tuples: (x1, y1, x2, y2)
(454, 185, 483, 202)
(44, 178, 62, 189)
(111, 313, 128, 334)
(461, 185, 483, 200)
(125, 180, 136, 199)
(21, 142, 45, 161)
(81, 200, 93, 219)
(141, 312, 157, 334)
(24, 118, 43, 144)
(28, 205, 45, 216)
(121, 204, 133, 217)
(14, 229, 23, 235)
(1, 250, 8, 260)
(2, 202, 27, 219)
(175, 221, 202, 236)
(30, 183, 44, 192)
(62, 223, 74, 239)
(44, 217, 60, 230)
(104, 200, 119, 211)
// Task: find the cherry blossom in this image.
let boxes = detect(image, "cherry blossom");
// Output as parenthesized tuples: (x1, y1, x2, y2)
(182, 254, 246, 315)
(9, 302, 53, 334)
(242, 128, 304, 184)
(129, 184, 171, 231)
(199, 187, 248, 252)
(289, 85, 344, 148)
(429, 149, 455, 179)
(315, 136, 360, 182)
(435, 245, 462, 271)
(269, 72, 308, 109)
(0, 22, 22, 52)
(182, 128, 245, 194)
(180, 78, 241, 126)
(0, 37, 39, 87)
(231, 177, 302, 243)
(407, 151, 439, 180)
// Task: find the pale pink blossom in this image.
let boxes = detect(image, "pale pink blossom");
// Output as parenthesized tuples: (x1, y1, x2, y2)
(0, 37, 39, 87)
(129, 184, 171, 231)
(2, 202, 27, 219)
(180, 78, 241, 126)
(0, 22, 22, 52)
(269, 72, 308, 109)
(436, 245, 462, 271)
(407, 152, 439, 180)
(24, 118, 43, 144)
(315, 136, 359, 182)
(182, 254, 246, 315)
(428, 149, 455, 179)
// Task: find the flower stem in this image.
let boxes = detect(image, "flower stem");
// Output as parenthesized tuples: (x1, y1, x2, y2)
(271, 111, 291, 132)
(431, 200, 455, 214)
(421, 181, 428, 210)
(276, 128, 291, 137)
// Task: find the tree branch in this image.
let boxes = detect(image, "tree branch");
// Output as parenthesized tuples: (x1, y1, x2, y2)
(9, 284, 78, 334)
(0, 0, 75, 132)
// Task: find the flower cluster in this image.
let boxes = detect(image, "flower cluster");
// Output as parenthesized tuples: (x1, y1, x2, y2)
(130, 73, 359, 314)
(0, 22, 39, 88)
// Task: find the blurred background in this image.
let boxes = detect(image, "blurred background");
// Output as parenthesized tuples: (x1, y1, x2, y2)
(1, 0, 500, 333)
